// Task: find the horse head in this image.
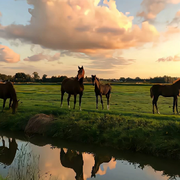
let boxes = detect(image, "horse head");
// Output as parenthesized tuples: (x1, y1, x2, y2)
(77, 66, 85, 81)
(91, 75, 96, 86)
(12, 99, 20, 114)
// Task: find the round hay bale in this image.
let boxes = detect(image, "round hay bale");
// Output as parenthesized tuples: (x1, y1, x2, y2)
(25, 114, 54, 134)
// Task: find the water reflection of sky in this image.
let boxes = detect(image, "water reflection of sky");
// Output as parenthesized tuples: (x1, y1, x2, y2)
(0, 136, 179, 180)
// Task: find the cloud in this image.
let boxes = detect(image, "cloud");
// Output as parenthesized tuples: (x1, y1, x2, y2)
(0, 44, 20, 63)
(24, 52, 61, 62)
(0, 0, 159, 54)
(169, 10, 180, 26)
(137, 0, 180, 21)
(157, 54, 180, 62)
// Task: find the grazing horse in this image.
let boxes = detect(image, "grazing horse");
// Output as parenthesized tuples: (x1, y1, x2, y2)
(61, 66, 85, 110)
(60, 148, 84, 180)
(150, 78, 180, 114)
(0, 81, 19, 114)
(0, 137, 18, 166)
(91, 154, 112, 178)
(91, 75, 111, 110)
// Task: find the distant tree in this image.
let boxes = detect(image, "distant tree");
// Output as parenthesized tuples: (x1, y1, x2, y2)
(42, 74, 47, 82)
(32, 72, 40, 81)
(119, 77, 126, 82)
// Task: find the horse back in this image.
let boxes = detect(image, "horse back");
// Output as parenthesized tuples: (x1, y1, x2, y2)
(0, 83, 13, 99)
(99, 84, 111, 95)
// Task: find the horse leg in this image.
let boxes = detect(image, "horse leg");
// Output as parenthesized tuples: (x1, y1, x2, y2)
(2, 99, 6, 111)
(73, 95, 77, 109)
(176, 97, 179, 114)
(61, 91, 65, 108)
(96, 94, 98, 109)
(153, 96, 159, 114)
(106, 94, 110, 110)
(100, 94, 104, 110)
(173, 96, 177, 114)
(67, 94, 71, 109)
(79, 92, 83, 111)
(9, 98, 12, 109)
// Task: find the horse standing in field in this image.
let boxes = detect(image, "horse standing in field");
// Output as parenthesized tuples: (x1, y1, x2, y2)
(91, 75, 111, 110)
(61, 66, 85, 110)
(0, 81, 19, 114)
(150, 78, 180, 114)
(0, 137, 18, 166)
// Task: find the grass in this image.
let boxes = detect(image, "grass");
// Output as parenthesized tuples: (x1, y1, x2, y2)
(1, 84, 180, 159)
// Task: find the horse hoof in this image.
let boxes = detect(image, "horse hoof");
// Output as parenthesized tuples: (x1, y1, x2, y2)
(68, 106, 70, 109)
(158, 112, 160, 114)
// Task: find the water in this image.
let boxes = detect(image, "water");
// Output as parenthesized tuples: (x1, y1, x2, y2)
(0, 132, 180, 180)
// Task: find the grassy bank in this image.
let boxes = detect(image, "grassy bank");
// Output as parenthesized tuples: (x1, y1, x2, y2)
(1, 84, 180, 159)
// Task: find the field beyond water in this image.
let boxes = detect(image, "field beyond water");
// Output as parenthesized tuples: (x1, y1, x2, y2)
(1, 84, 180, 159)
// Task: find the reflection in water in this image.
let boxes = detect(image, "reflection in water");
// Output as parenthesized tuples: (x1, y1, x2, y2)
(91, 154, 112, 178)
(0, 136, 18, 167)
(0, 134, 179, 180)
(60, 148, 84, 180)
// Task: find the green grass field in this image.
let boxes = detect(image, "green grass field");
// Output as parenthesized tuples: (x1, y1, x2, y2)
(1, 84, 180, 159)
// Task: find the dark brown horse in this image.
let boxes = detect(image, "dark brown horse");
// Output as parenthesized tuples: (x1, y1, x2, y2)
(61, 66, 85, 110)
(150, 78, 180, 114)
(91, 75, 111, 110)
(60, 148, 84, 180)
(0, 136, 18, 166)
(91, 154, 112, 178)
(0, 81, 19, 114)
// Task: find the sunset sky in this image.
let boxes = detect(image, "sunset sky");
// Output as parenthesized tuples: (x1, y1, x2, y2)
(0, 0, 180, 78)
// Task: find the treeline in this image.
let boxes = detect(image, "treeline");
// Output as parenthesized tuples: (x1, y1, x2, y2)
(0, 73, 179, 83)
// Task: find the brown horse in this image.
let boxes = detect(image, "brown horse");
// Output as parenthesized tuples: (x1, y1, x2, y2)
(91, 75, 111, 110)
(0, 137, 18, 166)
(0, 81, 19, 114)
(61, 66, 85, 110)
(150, 78, 180, 114)
(91, 154, 112, 178)
(60, 148, 84, 180)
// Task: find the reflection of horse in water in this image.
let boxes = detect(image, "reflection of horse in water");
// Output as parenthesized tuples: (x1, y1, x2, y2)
(91, 154, 112, 178)
(60, 148, 84, 180)
(0, 137, 18, 166)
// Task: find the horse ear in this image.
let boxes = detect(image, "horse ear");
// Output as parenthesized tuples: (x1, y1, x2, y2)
(78, 66, 80, 69)
(82, 66, 83, 69)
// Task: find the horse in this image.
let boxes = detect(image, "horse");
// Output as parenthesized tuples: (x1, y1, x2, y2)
(0, 81, 19, 114)
(60, 148, 84, 180)
(0, 136, 18, 166)
(91, 154, 112, 178)
(91, 75, 111, 110)
(150, 78, 180, 114)
(61, 66, 85, 110)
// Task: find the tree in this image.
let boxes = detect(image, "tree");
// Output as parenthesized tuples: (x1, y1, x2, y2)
(42, 74, 47, 82)
(32, 72, 40, 81)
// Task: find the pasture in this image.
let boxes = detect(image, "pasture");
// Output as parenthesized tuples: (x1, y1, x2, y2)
(1, 84, 180, 159)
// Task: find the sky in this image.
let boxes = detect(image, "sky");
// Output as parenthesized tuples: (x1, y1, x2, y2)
(0, 0, 180, 79)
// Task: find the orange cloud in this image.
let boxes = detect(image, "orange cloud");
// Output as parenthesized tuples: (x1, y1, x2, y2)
(0, 45, 20, 63)
(0, 0, 159, 54)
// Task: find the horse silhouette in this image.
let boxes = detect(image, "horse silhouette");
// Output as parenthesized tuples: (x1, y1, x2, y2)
(150, 78, 180, 114)
(60, 148, 84, 180)
(0, 82, 19, 114)
(91, 75, 111, 110)
(91, 154, 112, 178)
(0, 137, 18, 166)
(61, 66, 85, 110)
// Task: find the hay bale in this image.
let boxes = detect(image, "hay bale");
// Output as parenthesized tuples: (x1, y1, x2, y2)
(25, 114, 54, 134)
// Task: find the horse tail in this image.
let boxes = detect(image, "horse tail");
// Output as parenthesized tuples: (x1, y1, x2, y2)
(150, 86, 154, 98)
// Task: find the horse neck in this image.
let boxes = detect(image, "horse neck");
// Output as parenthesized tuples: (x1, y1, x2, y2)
(173, 81, 180, 89)
(95, 79, 100, 89)
(78, 77, 84, 86)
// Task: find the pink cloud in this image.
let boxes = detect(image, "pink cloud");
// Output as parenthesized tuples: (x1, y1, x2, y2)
(157, 54, 180, 62)
(0, 44, 20, 63)
(24, 52, 61, 62)
(137, 0, 180, 20)
(0, 0, 159, 54)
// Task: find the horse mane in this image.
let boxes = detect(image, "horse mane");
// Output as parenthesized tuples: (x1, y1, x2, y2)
(173, 78, 180, 85)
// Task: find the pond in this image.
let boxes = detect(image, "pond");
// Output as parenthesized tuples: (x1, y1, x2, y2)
(0, 132, 180, 180)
